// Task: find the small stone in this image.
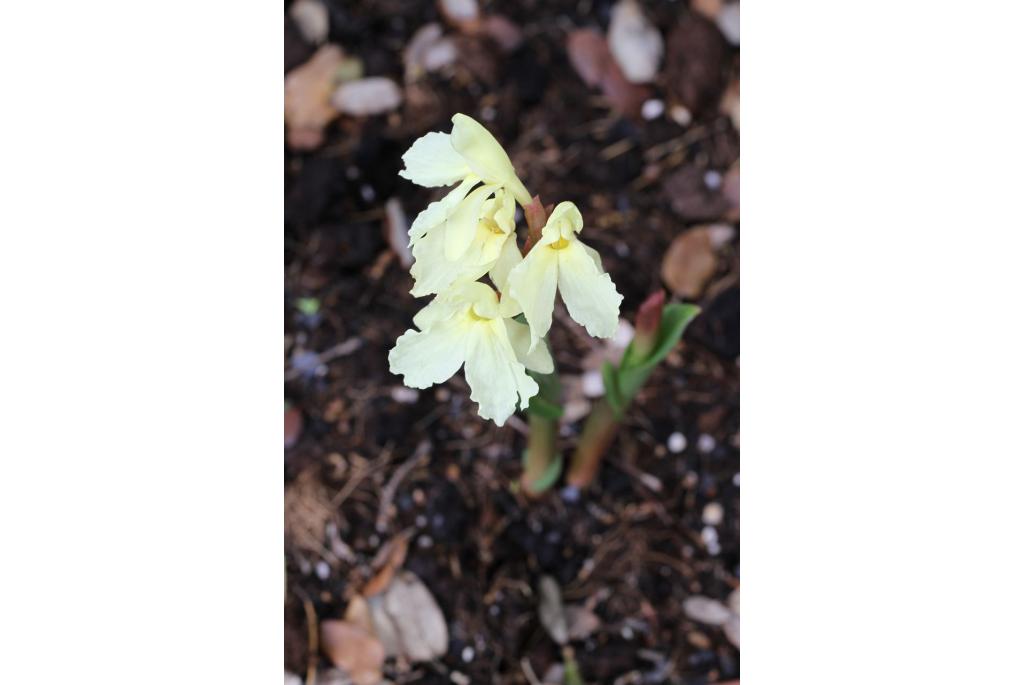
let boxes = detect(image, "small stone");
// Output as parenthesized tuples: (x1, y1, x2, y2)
(683, 596, 732, 626)
(702, 502, 724, 526)
(717, 2, 740, 46)
(315, 560, 330, 579)
(439, 0, 479, 25)
(450, 672, 470, 685)
(288, 0, 329, 45)
(697, 433, 717, 453)
(390, 386, 420, 404)
(667, 432, 687, 453)
(701, 526, 720, 555)
(642, 98, 665, 120)
(608, 0, 664, 83)
(723, 614, 740, 648)
(581, 370, 605, 398)
(331, 77, 403, 116)
(461, 646, 474, 662)
(670, 104, 692, 126)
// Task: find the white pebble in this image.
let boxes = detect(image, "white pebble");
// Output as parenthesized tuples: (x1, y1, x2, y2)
(717, 2, 740, 45)
(641, 98, 665, 120)
(390, 386, 420, 404)
(581, 369, 605, 398)
(701, 526, 721, 555)
(704, 169, 722, 189)
(315, 560, 330, 579)
(697, 434, 716, 453)
(733, 472, 740, 487)
(667, 432, 687, 453)
(670, 104, 692, 126)
(702, 502, 724, 526)
(461, 646, 475, 662)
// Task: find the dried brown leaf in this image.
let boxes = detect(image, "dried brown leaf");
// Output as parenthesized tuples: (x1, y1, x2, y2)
(320, 620, 385, 685)
(661, 225, 734, 299)
(362, 532, 409, 597)
(285, 45, 345, 150)
(665, 14, 729, 117)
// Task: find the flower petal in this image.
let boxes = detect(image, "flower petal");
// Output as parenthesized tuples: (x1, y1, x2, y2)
(398, 131, 472, 187)
(539, 201, 584, 245)
(450, 114, 531, 205)
(389, 318, 469, 389)
(506, 242, 559, 350)
(408, 176, 477, 246)
(444, 183, 497, 261)
(556, 239, 623, 339)
(411, 293, 463, 330)
(409, 225, 490, 297)
(463, 320, 539, 425)
(489, 230, 523, 293)
(506, 319, 554, 374)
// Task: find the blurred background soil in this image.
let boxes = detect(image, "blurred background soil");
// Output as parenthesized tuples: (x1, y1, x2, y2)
(285, 1, 739, 682)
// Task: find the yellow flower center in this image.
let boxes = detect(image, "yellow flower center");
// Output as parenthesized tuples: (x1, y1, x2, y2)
(468, 305, 493, 322)
(480, 218, 505, 235)
(549, 237, 571, 250)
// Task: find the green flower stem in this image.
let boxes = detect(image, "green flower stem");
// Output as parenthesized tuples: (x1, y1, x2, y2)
(523, 411, 559, 494)
(566, 397, 620, 489)
(567, 298, 701, 490)
(521, 368, 563, 495)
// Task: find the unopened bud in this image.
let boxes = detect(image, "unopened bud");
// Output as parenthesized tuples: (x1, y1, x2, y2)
(633, 290, 665, 357)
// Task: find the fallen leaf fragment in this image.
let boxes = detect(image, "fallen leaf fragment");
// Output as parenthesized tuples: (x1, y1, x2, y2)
(661, 224, 734, 299)
(481, 15, 523, 52)
(663, 166, 732, 222)
(538, 575, 569, 645)
(284, 405, 303, 449)
(566, 29, 608, 87)
(566, 28, 650, 117)
(565, 605, 601, 641)
(665, 15, 729, 117)
(331, 77, 403, 116)
(384, 197, 413, 268)
(362, 532, 409, 597)
(320, 620, 386, 685)
(285, 45, 345, 150)
(721, 76, 740, 130)
(608, 0, 663, 84)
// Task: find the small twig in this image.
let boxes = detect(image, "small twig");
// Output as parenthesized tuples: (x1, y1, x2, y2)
(300, 596, 318, 685)
(375, 441, 430, 532)
(521, 657, 543, 685)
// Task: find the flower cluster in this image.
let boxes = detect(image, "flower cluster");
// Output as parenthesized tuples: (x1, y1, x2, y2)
(389, 114, 623, 425)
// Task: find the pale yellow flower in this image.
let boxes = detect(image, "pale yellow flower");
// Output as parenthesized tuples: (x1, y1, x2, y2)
(408, 188, 518, 297)
(388, 282, 553, 426)
(400, 114, 531, 263)
(506, 201, 623, 350)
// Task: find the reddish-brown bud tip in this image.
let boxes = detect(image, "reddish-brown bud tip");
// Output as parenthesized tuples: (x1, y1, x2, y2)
(633, 290, 665, 356)
(523, 196, 548, 254)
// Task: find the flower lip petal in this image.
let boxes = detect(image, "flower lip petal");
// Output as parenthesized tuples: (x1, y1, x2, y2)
(450, 114, 532, 205)
(399, 131, 472, 187)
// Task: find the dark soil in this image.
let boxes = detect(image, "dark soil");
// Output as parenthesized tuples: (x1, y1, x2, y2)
(285, 1, 739, 683)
